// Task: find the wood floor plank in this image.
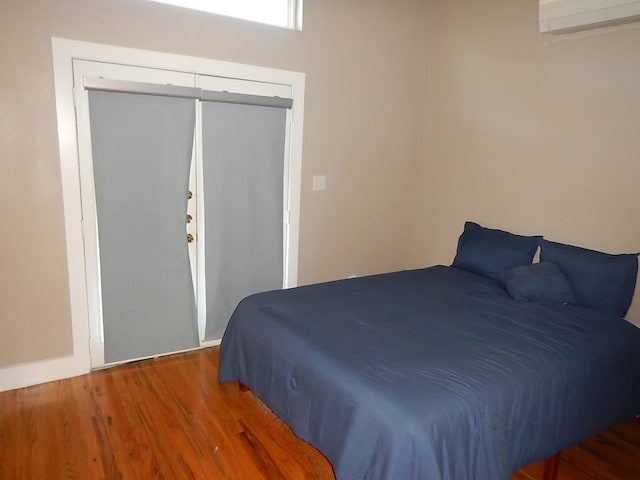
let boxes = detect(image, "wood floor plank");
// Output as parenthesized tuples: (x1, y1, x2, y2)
(1, 347, 638, 480)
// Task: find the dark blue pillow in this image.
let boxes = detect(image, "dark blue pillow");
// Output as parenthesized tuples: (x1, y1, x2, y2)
(500, 262, 576, 304)
(540, 239, 638, 318)
(452, 222, 541, 281)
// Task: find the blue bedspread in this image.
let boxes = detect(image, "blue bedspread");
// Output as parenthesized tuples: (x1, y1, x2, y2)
(218, 266, 640, 479)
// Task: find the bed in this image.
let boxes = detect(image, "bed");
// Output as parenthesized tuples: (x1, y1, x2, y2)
(218, 223, 640, 480)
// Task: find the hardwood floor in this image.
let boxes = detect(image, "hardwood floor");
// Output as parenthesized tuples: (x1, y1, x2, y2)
(1, 348, 638, 480)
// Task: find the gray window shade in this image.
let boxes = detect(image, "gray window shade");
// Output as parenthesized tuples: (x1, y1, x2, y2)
(203, 102, 287, 340)
(88, 91, 199, 363)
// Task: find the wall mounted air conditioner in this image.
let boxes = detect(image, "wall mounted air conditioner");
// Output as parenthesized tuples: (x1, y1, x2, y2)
(539, 0, 640, 33)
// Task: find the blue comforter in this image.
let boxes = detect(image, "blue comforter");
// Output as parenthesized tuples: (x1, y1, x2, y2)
(218, 266, 640, 479)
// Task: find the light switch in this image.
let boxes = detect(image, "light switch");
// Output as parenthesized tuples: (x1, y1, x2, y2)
(312, 175, 326, 191)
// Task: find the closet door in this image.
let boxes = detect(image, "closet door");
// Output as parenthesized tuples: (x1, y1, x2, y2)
(201, 100, 288, 340)
(88, 90, 199, 364)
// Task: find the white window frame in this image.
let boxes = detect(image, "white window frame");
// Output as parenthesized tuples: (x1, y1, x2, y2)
(144, 0, 303, 30)
(51, 37, 305, 374)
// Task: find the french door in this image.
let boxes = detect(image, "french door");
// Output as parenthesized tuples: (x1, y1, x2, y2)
(73, 60, 296, 368)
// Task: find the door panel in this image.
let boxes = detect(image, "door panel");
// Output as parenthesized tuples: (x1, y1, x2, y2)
(88, 90, 199, 364)
(202, 101, 287, 340)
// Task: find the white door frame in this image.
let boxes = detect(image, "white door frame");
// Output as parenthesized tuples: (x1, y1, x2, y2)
(51, 37, 305, 373)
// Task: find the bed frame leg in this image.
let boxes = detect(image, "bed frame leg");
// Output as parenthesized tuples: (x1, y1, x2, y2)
(238, 382, 250, 392)
(542, 452, 560, 480)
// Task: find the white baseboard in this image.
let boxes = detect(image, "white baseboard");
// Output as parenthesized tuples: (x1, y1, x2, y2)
(0, 355, 90, 392)
(0, 340, 222, 392)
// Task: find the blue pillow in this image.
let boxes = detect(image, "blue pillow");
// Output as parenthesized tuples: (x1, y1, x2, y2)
(539, 239, 638, 318)
(452, 222, 541, 281)
(500, 262, 576, 304)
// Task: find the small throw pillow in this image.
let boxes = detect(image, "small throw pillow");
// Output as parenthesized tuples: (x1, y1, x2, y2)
(500, 262, 576, 304)
(540, 239, 638, 318)
(452, 221, 541, 281)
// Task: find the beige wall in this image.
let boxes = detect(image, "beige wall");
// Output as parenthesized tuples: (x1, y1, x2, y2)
(407, 0, 640, 322)
(2, 0, 639, 371)
(0, 0, 428, 367)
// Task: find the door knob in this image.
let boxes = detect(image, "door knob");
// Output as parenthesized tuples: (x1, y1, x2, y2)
(186, 214, 192, 224)
(186, 233, 194, 243)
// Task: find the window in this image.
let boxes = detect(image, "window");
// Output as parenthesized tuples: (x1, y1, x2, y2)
(145, 0, 303, 30)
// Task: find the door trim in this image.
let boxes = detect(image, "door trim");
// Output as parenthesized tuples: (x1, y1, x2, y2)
(51, 37, 305, 374)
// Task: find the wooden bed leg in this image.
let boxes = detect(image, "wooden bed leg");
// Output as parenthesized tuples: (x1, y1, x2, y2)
(542, 452, 561, 480)
(238, 382, 250, 392)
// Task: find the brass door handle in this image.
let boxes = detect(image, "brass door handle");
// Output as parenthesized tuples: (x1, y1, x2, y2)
(186, 214, 192, 224)
(186, 233, 194, 243)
